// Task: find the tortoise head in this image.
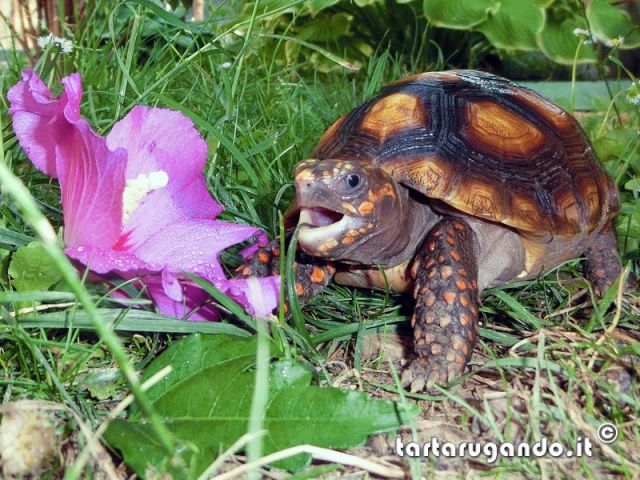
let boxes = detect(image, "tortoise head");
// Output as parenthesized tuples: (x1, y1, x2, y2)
(292, 158, 411, 265)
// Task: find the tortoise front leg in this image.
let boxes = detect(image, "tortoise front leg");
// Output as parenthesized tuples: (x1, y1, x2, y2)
(401, 218, 480, 392)
(235, 236, 335, 312)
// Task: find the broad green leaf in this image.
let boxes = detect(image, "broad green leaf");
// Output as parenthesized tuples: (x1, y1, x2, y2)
(478, 0, 545, 51)
(423, 0, 497, 30)
(131, 334, 262, 414)
(306, 0, 341, 16)
(587, 0, 640, 49)
(106, 334, 420, 477)
(8, 241, 61, 291)
(297, 12, 353, 42)
(538, 14, 597, 64)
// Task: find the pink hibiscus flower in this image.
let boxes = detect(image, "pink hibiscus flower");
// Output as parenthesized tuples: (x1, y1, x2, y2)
(8, 69, 280, 320)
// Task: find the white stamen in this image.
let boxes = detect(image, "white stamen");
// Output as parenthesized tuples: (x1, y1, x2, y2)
(122, 170, 169, 224)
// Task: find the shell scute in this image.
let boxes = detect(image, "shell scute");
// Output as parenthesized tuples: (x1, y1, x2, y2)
(462, 100, 545, 157)
(360, 92, 426, 142)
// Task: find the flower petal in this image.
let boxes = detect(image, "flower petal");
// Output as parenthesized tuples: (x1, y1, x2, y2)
(145, 276, 222, 321)
(225, 276, 281, 318)
(65, 245, 155, 275)
(56, 136, 127, 248)
(9, 70, 126, 248)
(161, 269, 183, 302)
(7, 69, 78, 177)
(131, 219, 266, 280)
(127, 219, 281, 319)
(107, 107, 222, 249)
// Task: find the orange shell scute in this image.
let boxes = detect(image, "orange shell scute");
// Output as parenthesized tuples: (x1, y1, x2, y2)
(463, 100, 544, 157)
(360, 93, 425, 142)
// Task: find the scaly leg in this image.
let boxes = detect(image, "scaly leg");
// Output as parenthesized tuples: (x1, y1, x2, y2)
(401, 218, 480, 392)
(235, 236, 335, 312)
(584, 221, 625, 296)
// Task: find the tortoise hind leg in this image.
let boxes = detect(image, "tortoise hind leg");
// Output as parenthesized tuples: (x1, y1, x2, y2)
(401, 218, 480, 392)
(584, 221, 623, 296)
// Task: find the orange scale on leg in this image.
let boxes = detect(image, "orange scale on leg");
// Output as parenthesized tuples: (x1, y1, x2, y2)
(443, 291, 457, 305)
(441, 266, 453, 280)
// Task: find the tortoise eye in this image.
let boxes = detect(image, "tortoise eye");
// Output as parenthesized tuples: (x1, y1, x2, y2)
(346, 173, 361, 188)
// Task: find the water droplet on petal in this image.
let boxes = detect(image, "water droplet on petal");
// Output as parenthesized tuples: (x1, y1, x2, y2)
(147, 141, 156, 153)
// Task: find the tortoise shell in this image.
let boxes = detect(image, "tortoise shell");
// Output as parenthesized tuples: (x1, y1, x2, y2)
(311, 70, 618, 238)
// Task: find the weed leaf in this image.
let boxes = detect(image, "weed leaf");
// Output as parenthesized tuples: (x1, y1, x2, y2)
(8, 241, 62, 291)
(106, 334, 420, 477)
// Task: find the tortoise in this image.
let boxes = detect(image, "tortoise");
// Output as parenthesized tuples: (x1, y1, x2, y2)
(238, 69, 623, 391)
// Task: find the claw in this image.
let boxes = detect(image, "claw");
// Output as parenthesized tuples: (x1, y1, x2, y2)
(401, 357, 465, 392)
(410, 377, 426, 393)
(400, 368, 414, 388)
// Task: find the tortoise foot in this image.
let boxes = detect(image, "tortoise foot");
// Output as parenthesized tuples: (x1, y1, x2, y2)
(584, 221, 628, 296)
(401, 356, 464, 392)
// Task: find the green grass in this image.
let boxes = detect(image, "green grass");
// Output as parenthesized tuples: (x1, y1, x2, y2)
(1, 1, 639, 478)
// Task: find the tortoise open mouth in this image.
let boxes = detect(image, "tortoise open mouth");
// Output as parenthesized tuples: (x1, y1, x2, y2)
(297, 207, 354, 254)
(298, 207, 344, 228)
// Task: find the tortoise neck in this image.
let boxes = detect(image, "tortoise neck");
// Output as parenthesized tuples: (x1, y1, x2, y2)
(381, 194, 441, 268)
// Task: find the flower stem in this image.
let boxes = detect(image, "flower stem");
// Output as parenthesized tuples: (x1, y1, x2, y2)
(0, 136, 176, 459)
(569, 38, 583, 114)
